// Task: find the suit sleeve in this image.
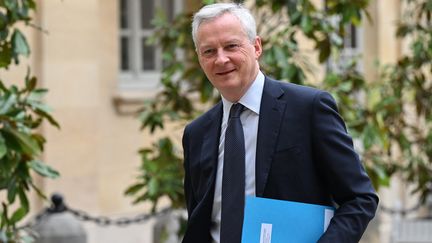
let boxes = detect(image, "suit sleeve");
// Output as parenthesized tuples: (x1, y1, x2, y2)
(311, 91, 379, 243)
(182, 125, 197, 217)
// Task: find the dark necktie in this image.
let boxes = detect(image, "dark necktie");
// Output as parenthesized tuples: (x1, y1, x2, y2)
(220, 103, 245, 243)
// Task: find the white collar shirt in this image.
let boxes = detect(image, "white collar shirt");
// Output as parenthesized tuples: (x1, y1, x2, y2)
(210, 71, 265, 243)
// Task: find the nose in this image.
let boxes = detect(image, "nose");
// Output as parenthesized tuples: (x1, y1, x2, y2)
(214, 49, 229, 65)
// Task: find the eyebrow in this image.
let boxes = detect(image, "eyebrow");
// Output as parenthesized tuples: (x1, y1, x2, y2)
(199, 38, 243, 50)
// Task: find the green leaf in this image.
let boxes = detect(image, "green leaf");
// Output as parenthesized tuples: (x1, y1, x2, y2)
(317, 38, 331, 63)
(0, 11, 7, 31)
(300, 15, 313, 34)
(27, 0, 37, 10)
(290, 11, 302, 25)
(30, 182, 47, 200)
(33, 104, 60, 128)
(31, 102, 53, 116)
(124, 183, 144, 196)
(18, 189, 29, 212)
(29, 160, 59, 179)
(1, 203, 9, 227)
(0, 93, 17, 115)
(28, 88, 48, 100)
(203, 0, 216, 4)
(0, 133, 6, 159)
(12, 29, 30, 59)
(0, 48, 12, 68)
(0, 80, 8, 92)
(25, 75, 37, 92)
(339, 81, 353, 92)
(373, 164, 390, 187)
(284, 64, 298, 80)
(367, 88, 381, 110)
(10, 207, 28, 224)
(398, 133, 411, 151)
(148, 178, 159, 197)
(3, 128, 41, 155)
(363, 124, 376, 150)
(5, 0, 18, 10)
(7, 177, 17, 204)
(274, 46, 287, 68)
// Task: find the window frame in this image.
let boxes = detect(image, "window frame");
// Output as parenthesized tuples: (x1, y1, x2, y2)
(118, 0, 182, 90)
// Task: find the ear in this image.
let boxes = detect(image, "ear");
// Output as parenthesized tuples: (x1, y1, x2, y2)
(254, 36, 263, 59)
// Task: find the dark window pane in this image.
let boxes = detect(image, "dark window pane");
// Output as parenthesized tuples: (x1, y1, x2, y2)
(142, 38, 155, 70)
(343, 24, 357, 49)
(121, 37, 130, 71)
(141, 0, 154, 29)
(120, 0, 128, 29)
(162, 0, 175, 22)
(350, 24, 357, 48)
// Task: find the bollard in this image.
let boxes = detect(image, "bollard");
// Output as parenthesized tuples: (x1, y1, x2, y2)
(427, 193, 432, 219)
(153, 210, 185, 243)
(32, 194, 87, 243)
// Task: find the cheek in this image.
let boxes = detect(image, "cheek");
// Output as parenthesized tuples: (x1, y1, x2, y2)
(198, 59, 212, 72)
(237, 49, 255, 65)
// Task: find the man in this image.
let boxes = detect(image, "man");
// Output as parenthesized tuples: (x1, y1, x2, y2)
(182, 3, 378, 243)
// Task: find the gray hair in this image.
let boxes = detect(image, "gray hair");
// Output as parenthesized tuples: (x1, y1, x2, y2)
(191, 3, 257, 47)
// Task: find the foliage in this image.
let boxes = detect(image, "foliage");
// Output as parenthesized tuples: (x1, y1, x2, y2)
(380, 0, 431, 201)
(0, 0, 59, 242)
(256, 0, 369, 80)
(321, 0, 432, 203)
(126, 0, 432, 212)
(125, 138, 184, 212)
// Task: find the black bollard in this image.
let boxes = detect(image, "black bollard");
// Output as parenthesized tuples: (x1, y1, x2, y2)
(33, 193, 87, 243)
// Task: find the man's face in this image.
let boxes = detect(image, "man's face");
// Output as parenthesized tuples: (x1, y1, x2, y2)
(196, 13, 262, 102)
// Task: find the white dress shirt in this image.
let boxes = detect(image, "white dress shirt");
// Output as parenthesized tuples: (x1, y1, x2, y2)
(210, 71, 265, 243)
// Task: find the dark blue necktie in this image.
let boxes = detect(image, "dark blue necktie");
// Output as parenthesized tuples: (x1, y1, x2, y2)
(220, 103, 245, 243)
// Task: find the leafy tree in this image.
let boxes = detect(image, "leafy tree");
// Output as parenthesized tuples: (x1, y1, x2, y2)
(126, 0, 432, 212)
(0, 1, 59, 242)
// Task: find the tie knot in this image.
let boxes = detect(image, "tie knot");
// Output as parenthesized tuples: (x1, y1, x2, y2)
(229, 103, 244, 118)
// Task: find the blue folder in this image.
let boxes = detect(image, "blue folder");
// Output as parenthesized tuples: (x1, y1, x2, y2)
(241, 196, 335, 243)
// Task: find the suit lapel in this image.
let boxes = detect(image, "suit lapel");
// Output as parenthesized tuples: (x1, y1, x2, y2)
(199, 102, 223, 198)
(256, 78, 286, 196)
(197, 79, 286, 197)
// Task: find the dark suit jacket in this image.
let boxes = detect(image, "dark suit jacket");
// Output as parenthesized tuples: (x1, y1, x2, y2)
(182, 76, 379, 243)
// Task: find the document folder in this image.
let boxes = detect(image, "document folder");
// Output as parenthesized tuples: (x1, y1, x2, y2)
(241, 196, 335, 243)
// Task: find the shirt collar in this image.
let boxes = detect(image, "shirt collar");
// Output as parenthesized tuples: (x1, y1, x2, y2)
(221, 71, 265, 117)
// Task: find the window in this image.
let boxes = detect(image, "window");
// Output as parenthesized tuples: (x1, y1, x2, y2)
(118, 0, 181, 90)
(324, 1, 363, 73)
(326, 21, 363, 73)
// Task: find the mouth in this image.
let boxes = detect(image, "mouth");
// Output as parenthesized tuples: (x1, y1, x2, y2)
(216, 69, 235, 76)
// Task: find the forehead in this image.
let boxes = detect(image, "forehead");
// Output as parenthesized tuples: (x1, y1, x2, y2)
(196, 13, 248, 44)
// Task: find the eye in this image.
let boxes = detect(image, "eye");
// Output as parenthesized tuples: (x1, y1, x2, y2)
(201, 48, 215, 56)
(226, 43, 240, 50)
